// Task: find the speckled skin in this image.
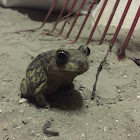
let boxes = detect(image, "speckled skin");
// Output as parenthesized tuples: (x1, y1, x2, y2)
(20, 45, 90, 108)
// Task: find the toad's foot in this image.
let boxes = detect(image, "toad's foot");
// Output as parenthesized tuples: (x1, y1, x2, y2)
(35, 94, 50, 109)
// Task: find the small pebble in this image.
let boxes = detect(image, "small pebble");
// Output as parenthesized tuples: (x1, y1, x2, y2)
(116, 120, 119, 122)
(3, 124, 8, 130)
(128, 134, 131, 137)
(103, 127, 107, 132)
(36, 133, 41, 137)
(16, 126, 22, 129)
(123, 75, 127, 78)
(137, 95, 140, 99)
(28, 117, 32, 120)
(0, 110, 2, 113)
(19, 98, 27, 104)
(91, 101, 94, 104)
(117, 89, 121, 93)
(82, 134, 84, 137)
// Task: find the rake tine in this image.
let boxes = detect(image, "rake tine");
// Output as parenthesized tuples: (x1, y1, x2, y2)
(14, 0, 58, 33)
(65, 0, 96, 44)
(41, 0, 70, 35)
(64, 0, 87, 39)
(110, 0, 132, 51)
(118, 6, 140, 60)
(99, 0, 120, 45)
(86, 0, 108, 45)
(54, 0, 78, 37)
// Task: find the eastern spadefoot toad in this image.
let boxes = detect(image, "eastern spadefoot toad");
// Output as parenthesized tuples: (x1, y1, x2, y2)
(20, 45, 90, 108)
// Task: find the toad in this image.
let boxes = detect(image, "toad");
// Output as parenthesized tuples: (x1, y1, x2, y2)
(20, 45, 90, 108)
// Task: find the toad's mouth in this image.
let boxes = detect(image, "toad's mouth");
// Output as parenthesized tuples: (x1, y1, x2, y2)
(48, 65, 89, 75)
(48, 69, 88, 75)
(48, 71, 85, 77)
(48, 61, 89, 74)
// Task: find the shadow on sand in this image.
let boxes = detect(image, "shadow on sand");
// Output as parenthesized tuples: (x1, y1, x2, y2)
(27, 87, 83, 111)
(11, 7, 69, 22)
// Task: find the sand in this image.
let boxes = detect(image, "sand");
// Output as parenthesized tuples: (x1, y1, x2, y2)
(0, 6, 140, 140)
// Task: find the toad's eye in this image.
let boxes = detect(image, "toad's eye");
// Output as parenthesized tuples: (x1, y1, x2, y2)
(56, 50, 69, 64)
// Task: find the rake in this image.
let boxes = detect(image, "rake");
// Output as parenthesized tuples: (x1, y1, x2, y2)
(13, 0, 140, 99)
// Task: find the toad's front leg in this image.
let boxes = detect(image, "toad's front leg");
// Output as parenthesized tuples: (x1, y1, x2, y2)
(35, 93, 50, 109)
(34, 81, 50, 109)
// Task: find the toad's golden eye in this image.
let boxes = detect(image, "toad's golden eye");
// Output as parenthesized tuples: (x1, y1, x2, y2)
(56, 50, 69, 64)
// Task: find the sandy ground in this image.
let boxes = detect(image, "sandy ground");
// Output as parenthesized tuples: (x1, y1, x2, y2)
(0, 6, 140, 140)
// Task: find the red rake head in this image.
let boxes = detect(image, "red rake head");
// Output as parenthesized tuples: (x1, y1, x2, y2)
(14, 0, 98, 43)
(14, 0, 139, 61)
